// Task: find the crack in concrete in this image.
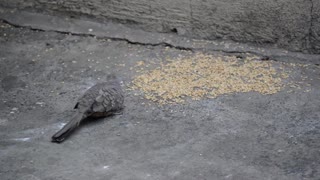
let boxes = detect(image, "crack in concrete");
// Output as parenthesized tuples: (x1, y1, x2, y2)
(0, 18, 255, 56)
(1, 19, 194, 52)
(1, 18, 255, 55)
(2, 18, 320, 65)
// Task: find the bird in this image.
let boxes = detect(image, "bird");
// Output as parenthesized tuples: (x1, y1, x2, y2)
(51, 75, 124, 143)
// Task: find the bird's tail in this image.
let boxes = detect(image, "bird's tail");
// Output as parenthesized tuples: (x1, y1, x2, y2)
(51, 112, 84, 143)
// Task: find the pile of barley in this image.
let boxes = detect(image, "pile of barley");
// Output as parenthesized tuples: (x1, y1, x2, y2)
(131, 53, 290, 104)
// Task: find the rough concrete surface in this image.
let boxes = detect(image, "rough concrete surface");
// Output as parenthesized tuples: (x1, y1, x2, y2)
(311, 0, 320, 53)
(0, 17, 320, 180)
(1, 8, 320, 65)
(0, 0, 319, 54)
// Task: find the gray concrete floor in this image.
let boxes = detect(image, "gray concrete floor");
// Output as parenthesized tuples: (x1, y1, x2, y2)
(0, 18, 320, 180)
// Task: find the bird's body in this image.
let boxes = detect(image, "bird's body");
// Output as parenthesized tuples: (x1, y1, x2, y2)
(51, 75, 124, 143)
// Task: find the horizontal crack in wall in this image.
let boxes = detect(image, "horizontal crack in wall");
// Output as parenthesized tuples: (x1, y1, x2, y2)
(1, 18, 257, 55)
(1, 19, 194, 52)
(1, 17, 320, 65)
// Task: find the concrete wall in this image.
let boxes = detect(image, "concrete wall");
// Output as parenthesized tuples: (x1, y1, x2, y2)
(312, 0, 320, 53)
(1, 0, 319, 54)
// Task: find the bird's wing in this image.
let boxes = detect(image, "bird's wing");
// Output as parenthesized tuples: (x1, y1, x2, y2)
(91, 89, 112, 113)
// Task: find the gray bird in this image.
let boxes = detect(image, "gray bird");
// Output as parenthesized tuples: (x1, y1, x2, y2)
(51, 75, 124, 143)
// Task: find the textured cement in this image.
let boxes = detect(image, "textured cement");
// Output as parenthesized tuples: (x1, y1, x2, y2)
(0, 0, 319, 54)
(0, 18, 320, 180)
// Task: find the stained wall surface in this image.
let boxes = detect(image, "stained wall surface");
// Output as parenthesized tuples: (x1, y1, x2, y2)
(0, 0, 319, 53)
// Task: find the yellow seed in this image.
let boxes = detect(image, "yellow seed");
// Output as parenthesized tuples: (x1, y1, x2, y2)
(130, 53, 307, 104)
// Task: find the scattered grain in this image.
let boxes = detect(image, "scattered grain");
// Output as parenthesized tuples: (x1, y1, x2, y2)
(130, 53, 305, 104)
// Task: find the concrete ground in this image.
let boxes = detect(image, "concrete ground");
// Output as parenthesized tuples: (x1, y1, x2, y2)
(0, 13, 320, 180)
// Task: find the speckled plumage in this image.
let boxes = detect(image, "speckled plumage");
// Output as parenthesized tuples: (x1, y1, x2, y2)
(51, 75, 124, 143)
